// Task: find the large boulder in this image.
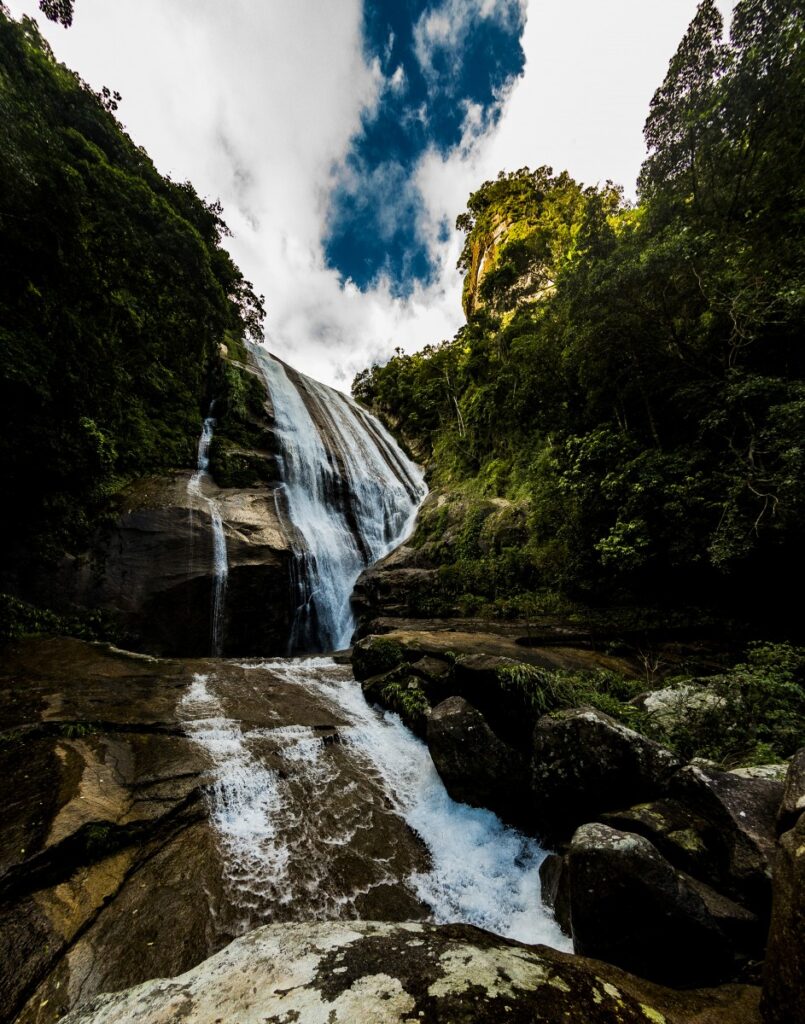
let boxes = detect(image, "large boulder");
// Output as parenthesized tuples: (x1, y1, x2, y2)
(670, 765, 783, 914)
(761, 814, 805, 1024)
(565, 824, 760, 986)
(426, 697, 529, 824)
(59, 919, 763, 1024)
(530, 707, 680, 844)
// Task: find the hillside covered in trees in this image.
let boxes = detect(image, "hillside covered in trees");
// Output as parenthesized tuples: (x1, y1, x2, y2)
(0, 9, 264, 607)
(353, 0, 804, 625)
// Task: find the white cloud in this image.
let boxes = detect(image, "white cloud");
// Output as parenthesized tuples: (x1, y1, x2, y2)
(5, 0, 734, 392)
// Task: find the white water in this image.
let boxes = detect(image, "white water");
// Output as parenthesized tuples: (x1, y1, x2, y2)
(250, 346, 426, 651)
(183, 658, 568, 948)
(188, 412, 229, 655)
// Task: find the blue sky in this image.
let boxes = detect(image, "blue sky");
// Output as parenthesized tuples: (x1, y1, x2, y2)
(325, 0, 526, 294)
(7, 0, 732, 388)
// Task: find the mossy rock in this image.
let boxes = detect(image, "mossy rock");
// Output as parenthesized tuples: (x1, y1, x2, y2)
(352, 637, 406, 680)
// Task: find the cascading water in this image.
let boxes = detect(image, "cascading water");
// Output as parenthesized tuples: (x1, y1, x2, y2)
(251, 345, 426, 651)
(188, 409, 229, 655)
(178, 352, 565, 951)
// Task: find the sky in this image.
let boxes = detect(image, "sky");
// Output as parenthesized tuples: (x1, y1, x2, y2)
(6, 0, 733, 390)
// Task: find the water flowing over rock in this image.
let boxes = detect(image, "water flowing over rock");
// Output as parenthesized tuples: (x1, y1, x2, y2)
(251, 347, 426, 652)
(187, 410, 229, 655)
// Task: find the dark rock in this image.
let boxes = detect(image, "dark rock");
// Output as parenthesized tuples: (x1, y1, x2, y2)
(58, 919, 763, 1024)
(776, 746, 805, 835)
(530, 707, 680, 845)
(601, 798, 729, 890)
(538, 853, 571, 935)
(51, 472, 293, 657)
(670, 764, 782, 913)
(761, 814, 805, 1024)
(566, 823, 759, 986)
(362, 668, 431, 738)
(426, 697, 529, 825)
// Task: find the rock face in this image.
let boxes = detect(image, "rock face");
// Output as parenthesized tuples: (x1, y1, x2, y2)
(54, 471, 294, 656)
(59, 920, 762, 1024)
(775, 746, 805, 835)
(0, 638, 435, 1024)
(530, 708, 680, 845)
(426, 696, 529, 825)
(761, 750, 805, 1024)
(565, 823, 760, 986)
(669, 765, 783, 914)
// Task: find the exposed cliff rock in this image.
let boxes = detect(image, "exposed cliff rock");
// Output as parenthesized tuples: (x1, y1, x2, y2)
(59, 920, 762, 1024)
(52, 471, 293, 656)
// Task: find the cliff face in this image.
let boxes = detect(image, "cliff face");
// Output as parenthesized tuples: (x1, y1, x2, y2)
(458, 167, 589, 318)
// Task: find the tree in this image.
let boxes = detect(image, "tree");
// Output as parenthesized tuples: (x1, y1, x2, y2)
(39, 0, 74, 28)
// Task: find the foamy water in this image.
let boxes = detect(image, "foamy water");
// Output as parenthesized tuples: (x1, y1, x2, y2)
(211, 657, 570, 948)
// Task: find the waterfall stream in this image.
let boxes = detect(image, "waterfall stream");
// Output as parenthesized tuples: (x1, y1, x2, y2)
(180, 351, 565, 951)
(188, 410, 229, 655)
(251, 346, 426, 651)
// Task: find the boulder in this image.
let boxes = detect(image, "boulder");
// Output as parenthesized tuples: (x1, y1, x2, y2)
(670, 765, 783, 913)
(776, 746, 805, 835)
(59, 919, 763, 1024)
(426, 697, 529, 824)
(530, 707, 680, 844)
(601, 798, 731, 895)
(538, 853, 571, 935)
(761, 814, 805, 1024)
(565, 823, 759, 986)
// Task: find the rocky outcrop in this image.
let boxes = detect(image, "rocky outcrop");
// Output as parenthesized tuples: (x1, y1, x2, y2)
(426, 696, 529, 825)
(775, 746, 805, 834)
(761, 750, 805, 1024)
(530, 708, 680, 845)
(0, 638, 216, 1024)
(565, 823, 760, 986)
(59, 920, 762, 1024)
(53, 471, 293, 656)
(669, 765, 783, 914)
(0, 638, 435, 1024)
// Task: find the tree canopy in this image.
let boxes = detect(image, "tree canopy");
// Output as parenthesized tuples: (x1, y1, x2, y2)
(353, 0, 805, 619)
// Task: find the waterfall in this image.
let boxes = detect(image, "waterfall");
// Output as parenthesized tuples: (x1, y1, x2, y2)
(188, 409, 229, 655)
(251, 346, 426, 652)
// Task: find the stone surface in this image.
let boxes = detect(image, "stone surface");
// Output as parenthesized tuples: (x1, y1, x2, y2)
(53, 471, 293, 656)
(0, 639, 433, 1024)
(601, 798, 729, 893)
(426, 696, 529, 825)
(530, 708, 680, 845)
(59, 920, 762, 1024)
(670, 765, 783, 913)
(565, 824, 759, 986)
(775, 746, 805, 835)
(538, 853, 571, 936)
(761, 814, 805, 1024)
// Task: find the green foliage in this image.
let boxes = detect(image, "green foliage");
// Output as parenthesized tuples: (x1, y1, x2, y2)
(353, 1, 805, 618)
(0, 592, 120, 643)
(353, 637, 405, 678)
(377, 676, 431, 733)
(647, 642, 805, 767)
(494, 663, 644, 727)
(0, 11, 264, 579)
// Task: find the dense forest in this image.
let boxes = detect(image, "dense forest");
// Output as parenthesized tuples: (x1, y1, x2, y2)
(0, 10, 264, 601)
(353, 0, 804, 624)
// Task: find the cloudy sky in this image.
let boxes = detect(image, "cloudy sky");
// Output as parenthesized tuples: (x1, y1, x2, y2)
(7, 0, 732, 390)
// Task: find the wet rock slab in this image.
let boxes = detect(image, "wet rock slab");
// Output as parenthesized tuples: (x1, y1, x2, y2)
(0, 639, 431, 1024)
(60, 920, 762, 1024)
